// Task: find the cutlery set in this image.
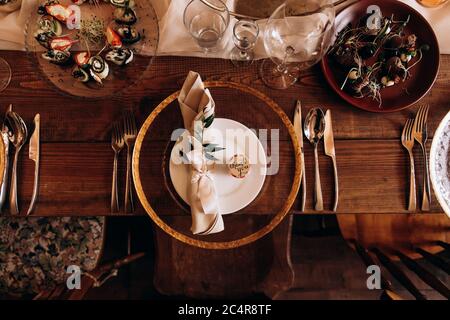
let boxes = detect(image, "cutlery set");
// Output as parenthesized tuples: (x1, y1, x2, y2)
(0, 105, 40, 215)
(294, 101, 339, 212)
(111, 110, 137, 213)
(401, 104, 431, 212)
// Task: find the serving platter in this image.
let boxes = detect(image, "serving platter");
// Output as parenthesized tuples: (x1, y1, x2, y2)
(321, 0, 439, 112)
(25, 0, 158, 98)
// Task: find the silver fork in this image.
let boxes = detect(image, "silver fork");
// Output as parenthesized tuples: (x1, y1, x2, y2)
(413, 104, 431, 211)
(123, 110, 137, 213)
(111, 122, 124, 213)
(401, 118, 416, 211)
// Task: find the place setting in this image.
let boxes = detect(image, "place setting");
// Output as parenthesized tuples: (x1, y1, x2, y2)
(0, 104, 40, 216)
(0, 0, 450, 302)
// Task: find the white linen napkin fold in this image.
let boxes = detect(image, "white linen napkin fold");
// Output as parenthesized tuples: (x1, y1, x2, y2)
(178, 71, 224, 235)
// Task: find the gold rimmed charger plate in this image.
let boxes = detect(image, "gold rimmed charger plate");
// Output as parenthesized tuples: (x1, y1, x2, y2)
(132, 81, 301, 249)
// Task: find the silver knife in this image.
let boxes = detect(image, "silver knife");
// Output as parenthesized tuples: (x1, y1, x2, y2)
(324, 110, 339, 212)
(27, 114, 40, 215)
(294, 100, 306, 211)
(0, 104, 12, 213)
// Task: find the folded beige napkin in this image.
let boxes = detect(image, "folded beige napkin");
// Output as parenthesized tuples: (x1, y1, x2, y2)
(178, 71, 224, 235)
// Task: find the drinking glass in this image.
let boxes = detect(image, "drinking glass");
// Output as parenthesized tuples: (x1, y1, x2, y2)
(230, 20, 259, 66)
(0, 57, 11, 93)
(183, 0, 230, 54)
(260, 0, 335, 90)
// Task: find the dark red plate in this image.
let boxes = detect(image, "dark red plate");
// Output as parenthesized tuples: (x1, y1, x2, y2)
(320, 0, 440, 113)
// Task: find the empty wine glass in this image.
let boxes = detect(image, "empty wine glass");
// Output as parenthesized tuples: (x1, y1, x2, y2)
(260, 0, 335, 89)
(183, 0, 230, 54)
(230, 20, 259, 66)
(0, 57, 11, 93)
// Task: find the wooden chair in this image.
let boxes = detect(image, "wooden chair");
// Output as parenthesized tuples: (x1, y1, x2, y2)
(0, 216, 140, 299)
(34, 252, 145, 300)
(338, 214, 450, 300)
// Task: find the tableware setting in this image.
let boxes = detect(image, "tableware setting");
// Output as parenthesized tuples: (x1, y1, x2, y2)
(401, 104, 431, 212)
(0, 105, 41, 215)
(294, 103, 339, 212)
(132, 74, 302, 249)
(25, 0, 159, 98)
(110, 109, 137, 214)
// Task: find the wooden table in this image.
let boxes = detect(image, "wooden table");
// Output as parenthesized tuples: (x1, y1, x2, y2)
(0, 51, 448, 217)
(1, 51, 449, 298)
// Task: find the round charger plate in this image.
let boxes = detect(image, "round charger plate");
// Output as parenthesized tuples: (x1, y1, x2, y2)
(169, 118, 267, 215)
(0, 134, 4, 187)
(320, 0, 440, 112)
(133, 81, 302, 249)
(25, 0, 158, 98)
(430, 111, 450, 218)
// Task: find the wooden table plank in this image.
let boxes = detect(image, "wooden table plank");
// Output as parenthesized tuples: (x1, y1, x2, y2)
(0, 51, 448, 217)
(0, 52, 448, 142)
(8, 139, 443, 216)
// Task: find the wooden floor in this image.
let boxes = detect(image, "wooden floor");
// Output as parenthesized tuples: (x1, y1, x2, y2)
(83, 215, 449, 300)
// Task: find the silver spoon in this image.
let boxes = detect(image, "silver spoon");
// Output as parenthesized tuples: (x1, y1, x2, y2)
(304, 108, 325, 211)
(6, 110, 28, 215)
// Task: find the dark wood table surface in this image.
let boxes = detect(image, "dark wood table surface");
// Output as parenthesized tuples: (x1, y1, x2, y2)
(0, 51, 449, 217)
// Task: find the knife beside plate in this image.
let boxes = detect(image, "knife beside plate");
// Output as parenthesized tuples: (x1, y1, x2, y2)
(27, 114, 40, 215)
(294, 100, 306, 211)
(0, 104, 12, 213)
(324, 110, 339, 212)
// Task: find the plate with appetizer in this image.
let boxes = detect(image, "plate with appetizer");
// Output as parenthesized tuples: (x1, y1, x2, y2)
(320, 0, 439, 112)
(25, 0, 159, 98)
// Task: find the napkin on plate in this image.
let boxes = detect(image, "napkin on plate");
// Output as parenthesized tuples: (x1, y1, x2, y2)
(178, 71, 224, 235)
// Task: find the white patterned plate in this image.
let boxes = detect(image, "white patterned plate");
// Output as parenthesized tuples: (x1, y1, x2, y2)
(169, 118, 267, 215)
(430, 111, 450, 218)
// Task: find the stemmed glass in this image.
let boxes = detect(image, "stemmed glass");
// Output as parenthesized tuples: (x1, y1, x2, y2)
(0, 57, 11, 93)
(260, 0, 335, 90)
(230, 20, 259, 66)
(183, 0, 230, 54)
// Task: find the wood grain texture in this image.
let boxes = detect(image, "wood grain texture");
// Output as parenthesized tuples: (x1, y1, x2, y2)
(337, 213, 450, 259)
(0, 52, 449, 142)
(6, 139, 443, 217)
(153, 215, 294, 298)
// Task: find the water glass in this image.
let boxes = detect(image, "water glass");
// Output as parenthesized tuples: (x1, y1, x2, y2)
(183, 0, 230, 54)
(230, 20, 259, 66)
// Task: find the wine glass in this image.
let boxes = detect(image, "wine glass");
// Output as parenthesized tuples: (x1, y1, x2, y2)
(183, 0, 230, 54)
(260, 0, 335, 90)
(0, 57, 11, 93)
(230, 20, 259, 66)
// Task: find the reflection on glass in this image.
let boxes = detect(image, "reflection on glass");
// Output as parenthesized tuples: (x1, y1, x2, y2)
(417, 0, 448, 7)
(260, 0, 335, 90)
(183, 0, 230, 54)
(230, 20, 259, 66)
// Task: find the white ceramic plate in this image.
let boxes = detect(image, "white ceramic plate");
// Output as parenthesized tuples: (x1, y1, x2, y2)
(430, 111, 450, 218)
(169, 118, 267, 215)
